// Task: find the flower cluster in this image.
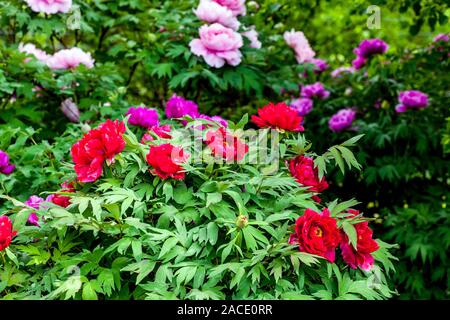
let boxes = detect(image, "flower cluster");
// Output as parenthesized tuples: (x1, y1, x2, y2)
(191, 0, 260, 68)
(19, 45, 95, 70)
(352, 38, 388, 69)
(25, 0, 72, 15)
(0, 150, 15, 175)
(289, 208, 379, 270)
(288, 155, 329, 202)
(251, 102, 304, 132)
(126, 106, 159, 129)
(395, 90, 429, 113)
(328, 108, 356, 132)
(71, 120, 126, 183)
(0, 216, 16, 252)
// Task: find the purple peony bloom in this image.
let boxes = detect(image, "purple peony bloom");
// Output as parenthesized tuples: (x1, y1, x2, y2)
(331, 66, 356, 78)
(165, 94, 200, 119)
(291, 98, 314, 116)
(328, 108, 356, 132)
(308, 58, 329, 74)
(352, 55, 367, 70)
(0, 150, 15, 175)
(24, 195, 45, 226)
(395, 90, 429, 113)
(126, 106, 159, 128)
(354, 38, 388, 59)
(433, 33, 449, 43)
(301, 82, 330, 100)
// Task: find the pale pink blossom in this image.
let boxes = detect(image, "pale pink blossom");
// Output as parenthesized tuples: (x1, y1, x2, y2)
(19, 43, 50, 63)
(190, 23, 243, 68)
(283, 29, 315, 63)
(194, 0, 240, 30)
(47, 48, 95, 70)
(212, 0, 246, 17)
(242, 27, 261, 49)
(25, 0, 72, 14)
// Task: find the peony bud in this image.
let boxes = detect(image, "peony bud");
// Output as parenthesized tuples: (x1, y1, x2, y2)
(60, 98, 80, 123)
(235, 215, 249, 229)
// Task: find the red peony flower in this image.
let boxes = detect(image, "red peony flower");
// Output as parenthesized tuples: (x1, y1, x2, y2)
(288, 155, 328, 202)
(71, 120, 125, 183)
(340, 209, 380, 271)
(146, 143, 189, 180)
(0, 216, 16, 251)
(204, 127, 249, 162)
(47, 181, 75, 208)
(251, 102, 304, 132)
(289, 208, 340, 262)
(141, 125, 172, 144)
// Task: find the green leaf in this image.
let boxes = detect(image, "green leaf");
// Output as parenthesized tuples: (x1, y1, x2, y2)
(342, 221, 358, 249)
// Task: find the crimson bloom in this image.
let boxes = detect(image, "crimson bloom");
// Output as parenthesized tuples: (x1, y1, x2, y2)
(340, 209, 380, 271)
(205, 127, 249, 162)
(289, 155, 328, 202)
(0, 216, 16, 251)
(251, 102, 304, 132)
(46, 182, 75, 208)
(289, 208, 340, 262)
(146, 144, 189, 180)
(71, 120, 125, 183)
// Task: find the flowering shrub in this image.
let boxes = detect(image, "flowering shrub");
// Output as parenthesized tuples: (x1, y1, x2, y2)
(0, 101, 397, 299)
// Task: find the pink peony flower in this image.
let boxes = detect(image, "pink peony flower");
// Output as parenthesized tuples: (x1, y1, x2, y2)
(194, 0, 240, 30)
(212, 0, 246, 16)
(283, 29, 316, 63)
(242, 27, 262, 49)
(19, 43, 50, 63)
(25, 0, 72, 14)
(190, 23, 243, 68)
(47, 48, 95, 70)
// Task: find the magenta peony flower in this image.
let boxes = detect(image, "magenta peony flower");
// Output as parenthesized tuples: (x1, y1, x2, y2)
(352, 55, 367, 70)
(126, 106, 159, 128)
(165, 94, 199, 119)
(291, 98, 313, 116)
(283, 29, 315, 63)
(433, 33, 449, 43)
(354, 38, 388, 59)
(24, 195, 45, 226)
(190, 23, 243, 68)
(25, 0, 72, 14)
(19, 43, 50, 63)
(395, 90, 429, 113)
(328, 108, 356, 132)
(194, 0, 240, 30)
(47, 48, 95, 70)
(242, 27, 261, 49)
(212, 0, 246, 16)
(0, 150, 15, 175)
(331, 66, 356, 78)
(301, 82, 330, 100)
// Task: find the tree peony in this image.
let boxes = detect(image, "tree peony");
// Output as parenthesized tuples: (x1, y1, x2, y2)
(190, 23, 243, 68)
(328, 108, 356, 132)
(194, 0, 240, 30)
(283, 29, 316, 63)
(47, 48, 95, 70)
(212, 0, 246, 16)
(251, 102, 304, 132)
(25, 0, 72, 14)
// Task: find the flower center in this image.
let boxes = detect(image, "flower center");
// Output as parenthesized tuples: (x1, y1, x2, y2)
(314, 227, 323, 237)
